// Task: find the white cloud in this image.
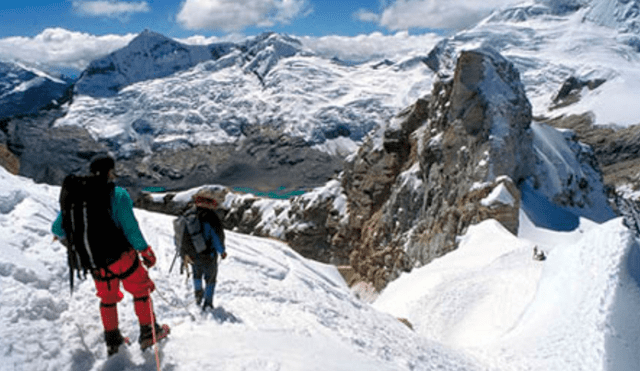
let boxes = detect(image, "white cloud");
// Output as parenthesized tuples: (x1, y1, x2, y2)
(378, 0, 519, 31)
(73, 1, 151, 17)
(0, 28, 135, 71)
(300, 31, 442, 62)
(354, 9, 380, 23)
(0, 28, 442, 75)
(177, 0, 311, 31)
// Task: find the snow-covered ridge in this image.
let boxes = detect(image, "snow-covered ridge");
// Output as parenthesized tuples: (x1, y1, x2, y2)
(56, 0, 640, 163)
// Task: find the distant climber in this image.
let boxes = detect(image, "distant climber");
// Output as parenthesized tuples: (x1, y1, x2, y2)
(533, 246, 546, 261)
(173, 190, 227, 311)
(51, 154, 169, 356)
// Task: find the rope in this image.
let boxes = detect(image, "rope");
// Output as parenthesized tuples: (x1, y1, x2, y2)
(153, 286, 197, 321)
(148, 289, 161, 371)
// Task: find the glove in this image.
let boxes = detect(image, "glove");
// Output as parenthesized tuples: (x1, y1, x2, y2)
(140, 246, 156, 268)
(221, 252, 227, 260)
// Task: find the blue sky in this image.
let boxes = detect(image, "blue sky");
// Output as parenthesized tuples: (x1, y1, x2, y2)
(0, 1, 386, 38)
(0, 0, 517, 73)
(0, 0, 518, 38)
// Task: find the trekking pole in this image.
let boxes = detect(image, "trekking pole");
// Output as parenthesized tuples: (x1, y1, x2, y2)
(148, 289, 161, 371)
(169, 249, 179, 273)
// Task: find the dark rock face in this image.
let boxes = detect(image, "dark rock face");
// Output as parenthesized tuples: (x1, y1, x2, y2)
(551, 76, 606, 108)
(332, 48, 534, 289)
(114, 125, 344, 200)
(4, 109, 107, 184)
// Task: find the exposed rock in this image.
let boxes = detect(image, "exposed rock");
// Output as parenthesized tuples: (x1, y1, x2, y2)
(4, 105, 343, 203)
(540, 113, 640, 189)
(335, 48, 534, 290)
(551, 76, 606, 108)
(616, 194, 640, 238)
(0, 144, 19, 175)
(137, 180, 351, 265)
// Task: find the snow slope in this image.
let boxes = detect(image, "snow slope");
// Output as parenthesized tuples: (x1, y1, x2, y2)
(375, 211, 640, 371)
(2, 143, 640, 370)
(0, 166, 483, 371)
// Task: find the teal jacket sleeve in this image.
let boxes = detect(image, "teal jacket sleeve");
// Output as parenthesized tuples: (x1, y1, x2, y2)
(51, 212, 65, 238)
(112, 186, 149, 251)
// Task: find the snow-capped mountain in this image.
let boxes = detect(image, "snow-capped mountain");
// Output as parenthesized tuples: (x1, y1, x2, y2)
(62, 30, 435, 157)
(0, 61, 71, 120)
(74, 30, 236, 98)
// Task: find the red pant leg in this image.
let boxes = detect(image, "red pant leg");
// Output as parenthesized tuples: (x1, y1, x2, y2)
(121, 253, 156, 326)
(94, 278, 123, 331)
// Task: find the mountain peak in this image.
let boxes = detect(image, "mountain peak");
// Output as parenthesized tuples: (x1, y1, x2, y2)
(75, 30, 226, 97)
(126, 28, 179, 50)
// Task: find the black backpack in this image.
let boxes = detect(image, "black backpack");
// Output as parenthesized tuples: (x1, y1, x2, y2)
(59, 174, 133, 291)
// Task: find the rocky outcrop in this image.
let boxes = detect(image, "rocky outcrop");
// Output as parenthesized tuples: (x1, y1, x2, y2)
(551, 76, 606, 108)
(540, 113, 640, 189)
(332, 48, 533, 289)
(136, 180, 351, 265)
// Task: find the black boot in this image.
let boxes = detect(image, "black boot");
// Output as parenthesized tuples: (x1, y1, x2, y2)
(202, 300, 213, 311)
(139, 323, 160, 345)
(139, 322, 170, 350)
(195, 289, 204, 305)
(104, 329, 124, 356)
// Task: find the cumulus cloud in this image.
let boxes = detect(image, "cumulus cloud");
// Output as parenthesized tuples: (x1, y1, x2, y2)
(0, 28, 135, 71)
(177, 0, 311, 31)
(354, 9, 380, 23)
(372, 0, 519, 31)
(300, 31, 442, 62)
(72, 1, 151, 18)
